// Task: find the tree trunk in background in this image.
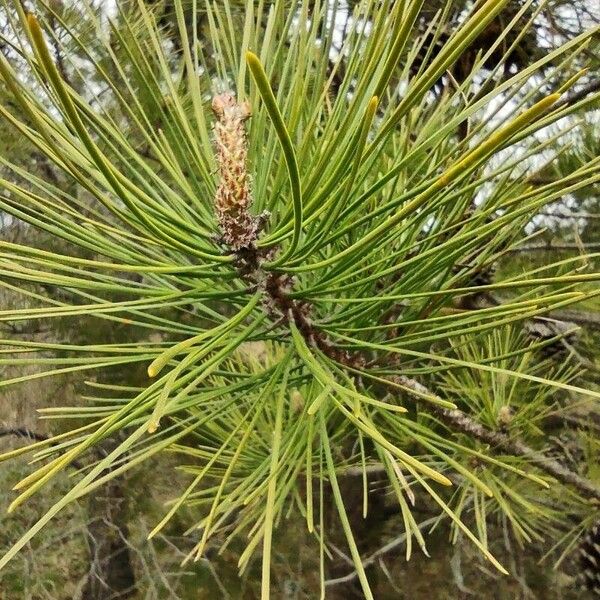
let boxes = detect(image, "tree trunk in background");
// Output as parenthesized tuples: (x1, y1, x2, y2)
(82, 441, 136, 600)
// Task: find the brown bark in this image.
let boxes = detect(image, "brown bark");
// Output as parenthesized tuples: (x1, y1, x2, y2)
(431, 405, 600, 502)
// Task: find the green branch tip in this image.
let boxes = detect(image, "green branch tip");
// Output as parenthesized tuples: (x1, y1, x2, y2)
(25, 13, 40, 34)
(245, 50, 259, 67)
(246, 51, 303, 265)
(557, 68, 588, 94)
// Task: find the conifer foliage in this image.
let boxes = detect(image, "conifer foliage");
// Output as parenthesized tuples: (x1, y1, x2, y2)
(0, 1, 599, 597)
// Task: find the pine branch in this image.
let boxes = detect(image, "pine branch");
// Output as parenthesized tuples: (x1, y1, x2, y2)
(507, 242, 600, 252)
(554, 79, 600, 110)
(544, 412, 600, 434)
(211, 92, 600, 505)
(547, 309, 600, 330)
(430, 404, 600, 502)
(264, 281, 600, 500)
(0, 426, 48, 443)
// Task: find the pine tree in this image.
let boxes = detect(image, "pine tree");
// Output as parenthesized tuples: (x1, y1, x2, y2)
(0, 1, 599, 597)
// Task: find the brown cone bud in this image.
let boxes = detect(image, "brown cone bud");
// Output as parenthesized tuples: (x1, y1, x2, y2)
(212, 93, 258, 250)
